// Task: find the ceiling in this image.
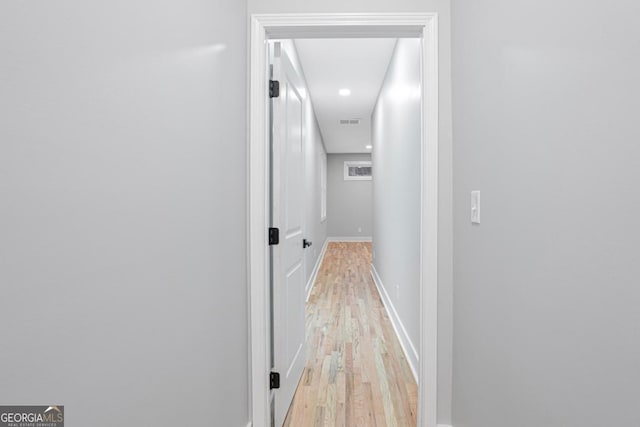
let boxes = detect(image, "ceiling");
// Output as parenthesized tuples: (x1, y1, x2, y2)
(294, 38, 397, 153)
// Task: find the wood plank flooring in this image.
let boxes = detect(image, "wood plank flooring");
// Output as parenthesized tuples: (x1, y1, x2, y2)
(283, 242, 418, 427)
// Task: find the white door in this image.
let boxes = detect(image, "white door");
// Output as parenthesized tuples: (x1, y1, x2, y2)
(270, 42, 306, 427)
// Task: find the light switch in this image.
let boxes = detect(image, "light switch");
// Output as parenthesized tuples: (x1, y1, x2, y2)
(471, 191, 480, 224)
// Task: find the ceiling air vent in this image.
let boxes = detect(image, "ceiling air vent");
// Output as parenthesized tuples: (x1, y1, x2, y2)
(339, 119, 361, 125)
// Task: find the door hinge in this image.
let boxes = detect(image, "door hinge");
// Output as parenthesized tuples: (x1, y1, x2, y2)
(268, 227, 279, 245)
(270, 372, 280, 389)
(269, 80, 280, 98)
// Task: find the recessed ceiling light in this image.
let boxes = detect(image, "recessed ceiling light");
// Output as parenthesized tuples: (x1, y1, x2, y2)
(338, 88, 351, 96)
(365, 145, 372, 149)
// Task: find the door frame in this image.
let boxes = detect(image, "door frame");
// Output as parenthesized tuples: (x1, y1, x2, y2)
(248, 13, 439, 427)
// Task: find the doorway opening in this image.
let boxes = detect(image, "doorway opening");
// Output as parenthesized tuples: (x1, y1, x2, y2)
(249, 13, 439, 427)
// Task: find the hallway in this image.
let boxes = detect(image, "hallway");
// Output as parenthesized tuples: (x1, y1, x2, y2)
(284, 242, 418, 427)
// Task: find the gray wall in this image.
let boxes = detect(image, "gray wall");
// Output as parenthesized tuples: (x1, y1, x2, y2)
(248, 1, 453, 424)
(452, 1, 640, 426)
(0, 1, 248, 426)
(372, 37, 422, 384)
(327, 154, 373, 238)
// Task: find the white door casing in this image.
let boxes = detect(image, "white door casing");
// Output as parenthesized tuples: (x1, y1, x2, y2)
(249, 13, 440, 427)
(270, 42, 306, 427)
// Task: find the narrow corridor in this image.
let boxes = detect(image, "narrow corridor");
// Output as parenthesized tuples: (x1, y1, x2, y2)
(284, 242, 418, 426)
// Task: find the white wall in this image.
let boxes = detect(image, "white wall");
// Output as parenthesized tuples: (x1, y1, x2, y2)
(0, 1, 248, 426)
(327, 153, 373, 238)
(452, 1, 640, 426)
(278, 41, 329, 288)
(248, 2, 454, 423)
(303, 111, 329, 287)
(372, 37, 422, 381)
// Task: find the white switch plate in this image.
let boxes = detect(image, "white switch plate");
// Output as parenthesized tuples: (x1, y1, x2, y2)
(471, 191, 480, 224)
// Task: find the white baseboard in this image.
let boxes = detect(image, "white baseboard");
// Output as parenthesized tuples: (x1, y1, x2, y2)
(305, 238, 329, 302)
(370, 265, 419, 383)
(437, 424, 453, 427)
(326, 236, 372, 242)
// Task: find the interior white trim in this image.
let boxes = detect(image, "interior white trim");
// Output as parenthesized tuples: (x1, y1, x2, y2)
(305, 238, 329, 302)
(258, 13, 426, 39)
(370, 265, 419, 382)
(249, 13, 439, 427)
(437, 425, 453, 427)
(326, 236, 372, 242)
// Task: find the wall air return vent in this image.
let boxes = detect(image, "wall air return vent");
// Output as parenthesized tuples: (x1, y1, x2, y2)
(344, 161, 372, 181)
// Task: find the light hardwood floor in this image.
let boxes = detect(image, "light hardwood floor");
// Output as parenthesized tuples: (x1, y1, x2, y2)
(283, 242, 418, 427)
